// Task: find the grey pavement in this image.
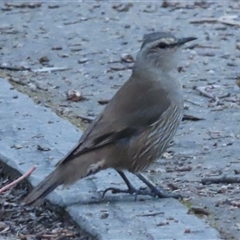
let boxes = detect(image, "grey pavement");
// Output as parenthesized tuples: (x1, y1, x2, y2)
(0, 78, 220, 239)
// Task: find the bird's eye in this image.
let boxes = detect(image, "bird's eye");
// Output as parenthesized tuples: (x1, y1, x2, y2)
(157, 42, 168, 49)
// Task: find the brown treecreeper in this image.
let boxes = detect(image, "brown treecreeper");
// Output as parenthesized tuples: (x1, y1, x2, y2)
(25, 32, 196, 206)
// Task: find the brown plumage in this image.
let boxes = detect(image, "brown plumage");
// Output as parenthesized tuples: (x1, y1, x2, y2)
(24, 32, 196, 205)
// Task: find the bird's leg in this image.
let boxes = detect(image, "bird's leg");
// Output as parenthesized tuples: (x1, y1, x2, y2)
(102, 171, 182, 200)
(135, 173, 182, 199)
(102, 170, 151, 199)
(116, 170, 136, 191)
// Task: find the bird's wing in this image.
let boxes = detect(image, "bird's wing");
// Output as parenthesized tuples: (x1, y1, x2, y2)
(59, 77, 171, 165)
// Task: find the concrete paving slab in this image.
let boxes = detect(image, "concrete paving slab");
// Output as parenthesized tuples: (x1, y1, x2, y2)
(0, 78, 221, 239)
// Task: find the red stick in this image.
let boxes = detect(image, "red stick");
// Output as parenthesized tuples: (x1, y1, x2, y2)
(0, 166, 36, 194)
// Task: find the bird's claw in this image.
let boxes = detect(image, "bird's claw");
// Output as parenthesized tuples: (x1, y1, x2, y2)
(102, 187, 131, 198)
(102, 186, 181, 200)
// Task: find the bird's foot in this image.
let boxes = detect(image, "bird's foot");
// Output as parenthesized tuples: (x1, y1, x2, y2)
(102, 186, 151, 200)
(102, 185, 181, 200)
(135, 173, 182, 199)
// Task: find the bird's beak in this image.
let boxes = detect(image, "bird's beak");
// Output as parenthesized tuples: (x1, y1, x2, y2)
(177, 37, 197, 46)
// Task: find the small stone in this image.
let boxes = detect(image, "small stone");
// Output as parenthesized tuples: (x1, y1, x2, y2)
(78, 58, 89, 64)
(39, 56, 50, 64)
(52, 46, 62, 50)
(207, 70, 215, 75)
(234, 169, 240, 174)
(37, 145, 50, 151)
(231, 201, 240, 208)
(236, 42, 240, 50)
(100, 213, 109, 219)
(98, 99, 109, 105)
(58, 53, 69, 58)
(236, 77, 240, 88)
(217, 185, 227, 193)
(189, 206, 209, 216)
(48, 4, 59, 9)
(112, 3, 133, 12)
(235, 223, 240, 230)
(0, 222, 8, 231)
(66, 90, 85, 102)
(28, 83, 37, 91)
(162, 152, 172, 159)
(121, 53, 134, 63)
(33, 96, 41, 104)
(12, 144, 23, 149)
(157, 221, 169, 226)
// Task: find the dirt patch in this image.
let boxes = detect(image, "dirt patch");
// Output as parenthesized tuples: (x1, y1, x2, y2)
(0, 162, 94, 240)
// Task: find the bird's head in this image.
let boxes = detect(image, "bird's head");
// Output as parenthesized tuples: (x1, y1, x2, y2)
(137, 32, 197, 71)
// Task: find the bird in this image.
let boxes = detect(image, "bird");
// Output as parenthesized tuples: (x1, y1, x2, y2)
(24, 32, 197, 206)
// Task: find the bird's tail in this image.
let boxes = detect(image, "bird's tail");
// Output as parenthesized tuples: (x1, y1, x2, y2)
(24, 167, 64, 206)
(24, 151, 106, 206)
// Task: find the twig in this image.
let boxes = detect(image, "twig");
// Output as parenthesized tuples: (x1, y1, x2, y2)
(201, 175, 240, 185)
(9, 78, 27, 86)
(25, 232, 76, 239)
(5, 2, 42, 8)
(109, 65, 132, 71)
(32, 67, 71, 73)
(136, 211, 164, 217)
(0, 166, 36, 194)
(0, 65, 31, 71)
(189, 206, 209, 216)
(185, 99, 203, 107)
(166, 166, 192, 172)
(218, 16, 240, 27)
(175, 166, 192, 172)
(182, 114, 204, 121)
(190, 16, 240, 27)
(190, 18, 218, 24)
(219, 92, 230, 99)
(211, 106, 227, 111)
(193, 86, 216, 100)
(194, 86, 224, 105)
(194, 44, 219, 49)
(77, 114, 94, 123)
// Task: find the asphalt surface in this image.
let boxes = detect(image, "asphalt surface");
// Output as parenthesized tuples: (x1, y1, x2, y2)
(1, 1, 240, 239)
